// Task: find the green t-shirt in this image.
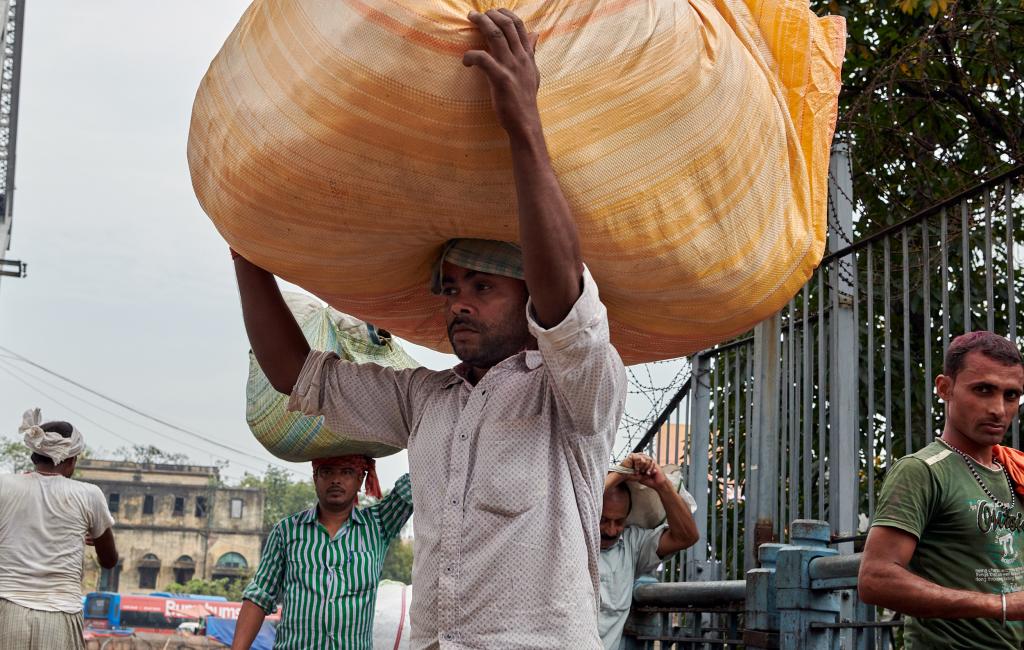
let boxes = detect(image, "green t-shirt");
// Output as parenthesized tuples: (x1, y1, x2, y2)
(873, 441, 1024, 649)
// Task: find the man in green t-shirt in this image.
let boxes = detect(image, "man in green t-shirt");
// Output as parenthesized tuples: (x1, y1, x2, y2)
(859, 331, 1024, 648)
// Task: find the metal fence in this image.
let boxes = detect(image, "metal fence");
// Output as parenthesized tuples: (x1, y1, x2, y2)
(624, 520, 900, 650)
(627, 151, 1024, 646)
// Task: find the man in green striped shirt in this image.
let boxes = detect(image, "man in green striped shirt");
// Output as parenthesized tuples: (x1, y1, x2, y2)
(232, 455, 413, 650)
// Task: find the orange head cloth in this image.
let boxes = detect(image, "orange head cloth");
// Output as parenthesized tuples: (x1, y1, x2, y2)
(311, 455, 383, 500)
(992, 445, 1024, 498)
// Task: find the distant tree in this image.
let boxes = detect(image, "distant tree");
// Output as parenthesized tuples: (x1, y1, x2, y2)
(0, 437, 31, 473)
(381, 541, 413, 584)
(164, 576, 250, 602)
(239, 465, 316, 531)
(0, 437, 92, 475)
(808, 0, 1022, 234)
(114, 444, 189, 465)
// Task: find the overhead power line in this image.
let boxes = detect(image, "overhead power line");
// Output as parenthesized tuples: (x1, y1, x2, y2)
(0, 362, 138, 448)
(0, 345, 302, 476)
(0, 359, 280, 477)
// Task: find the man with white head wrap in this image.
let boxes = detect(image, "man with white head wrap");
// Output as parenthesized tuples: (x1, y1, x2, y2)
(599, 453, 700, 650)
(0, 409, 118, 650)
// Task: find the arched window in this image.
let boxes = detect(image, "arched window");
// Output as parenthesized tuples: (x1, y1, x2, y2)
(172, 555, 195, 584)
(215, 552, 248, 570)
(211, 552, 249, 583)
(137, 553, 161, 589)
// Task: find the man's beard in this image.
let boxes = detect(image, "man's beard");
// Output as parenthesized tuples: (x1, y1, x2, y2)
(448, 315, 530, 368)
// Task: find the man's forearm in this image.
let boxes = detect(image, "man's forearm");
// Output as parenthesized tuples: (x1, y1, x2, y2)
(234, 257, 310, 394)
(656, 481, 699, 552)
(508, 128, 583, 328)
(859, 560, 1000, 619)
(231, 600, 268, 650)
(604, 471, 628, 491)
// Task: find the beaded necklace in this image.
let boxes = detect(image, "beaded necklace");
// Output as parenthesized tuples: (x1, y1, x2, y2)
(938, 437, 1016, 511)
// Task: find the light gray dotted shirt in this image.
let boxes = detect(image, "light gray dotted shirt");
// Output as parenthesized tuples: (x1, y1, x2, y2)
(288, 267, 626, 649)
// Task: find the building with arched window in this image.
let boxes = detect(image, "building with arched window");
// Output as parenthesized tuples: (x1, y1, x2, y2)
(76, 459, 264, 594)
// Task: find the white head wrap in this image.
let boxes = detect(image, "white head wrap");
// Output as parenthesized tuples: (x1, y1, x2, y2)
(19, 408, 85, 465)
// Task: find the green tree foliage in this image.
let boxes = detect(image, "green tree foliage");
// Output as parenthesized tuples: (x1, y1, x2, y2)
(0, 437, 32, 473)
(0, 437, 92, 475)
(164, 577, 250, 602)
(240, 465, 317, 531)
(381, 541, 413, 584)
(811, 0, 1022, 232)
(114, 444, 189, 465)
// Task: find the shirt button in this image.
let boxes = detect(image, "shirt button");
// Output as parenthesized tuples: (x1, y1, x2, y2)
(444, 633, 453, 640)
(445, 565, 453, 573)
(451, 498, 458, 505)
(460, 434, 467, 440)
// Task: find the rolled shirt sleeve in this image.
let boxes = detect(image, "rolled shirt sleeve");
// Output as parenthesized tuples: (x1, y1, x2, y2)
(242, 524, 286, 614)
(526, 264, 627, 437)
(287, 352, 434, 450)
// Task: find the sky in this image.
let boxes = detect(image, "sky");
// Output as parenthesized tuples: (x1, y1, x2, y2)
(0, 1, 687, 487)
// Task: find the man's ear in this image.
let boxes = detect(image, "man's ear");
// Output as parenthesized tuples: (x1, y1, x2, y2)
(60, 456, 78, 477)
(936, 374, 953, 402)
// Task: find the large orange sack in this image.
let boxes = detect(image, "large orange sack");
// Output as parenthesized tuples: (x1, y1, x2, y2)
(188, 0, 845, 365)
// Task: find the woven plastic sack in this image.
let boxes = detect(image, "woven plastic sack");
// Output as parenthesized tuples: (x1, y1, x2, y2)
(246, 292, 419, 461)
(189, 0, 845, 365)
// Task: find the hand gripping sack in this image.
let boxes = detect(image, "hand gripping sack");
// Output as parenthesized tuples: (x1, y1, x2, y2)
(246, 292, 418, 460)
(609, 464, 699, 529)
(189, 0, 845, 365)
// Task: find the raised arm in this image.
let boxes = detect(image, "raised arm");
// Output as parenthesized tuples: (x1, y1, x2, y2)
(234, 255, 310, 394)
(626, 453, 699, 557)
(377, 473, 414, 540)
(463, 9, 583, 328)
(858, 525, 1023, 619)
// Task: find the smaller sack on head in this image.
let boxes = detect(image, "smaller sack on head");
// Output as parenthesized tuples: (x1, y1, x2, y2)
(246, 292, 419, 461)
(609, 464, 698, 529)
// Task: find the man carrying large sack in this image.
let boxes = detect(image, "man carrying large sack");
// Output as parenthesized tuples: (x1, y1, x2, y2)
(0, 410, 119, 650)
(233, 9, 626, 649)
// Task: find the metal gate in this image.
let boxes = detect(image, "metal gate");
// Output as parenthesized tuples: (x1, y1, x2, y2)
(628, 149, 1024, 646)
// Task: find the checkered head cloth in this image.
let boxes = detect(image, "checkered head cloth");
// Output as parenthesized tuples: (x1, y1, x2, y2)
(430, 239, 524, 295)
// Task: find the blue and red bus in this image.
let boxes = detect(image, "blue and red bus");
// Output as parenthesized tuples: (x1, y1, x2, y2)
(83, 591, 279, 634)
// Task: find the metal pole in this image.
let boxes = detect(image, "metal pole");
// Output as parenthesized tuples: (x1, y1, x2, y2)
(1005, 180, 1019, 447)
(747, 314, 780, 570)
(688, 353, 713, 582)
(0, 0, 25, 278)
(828, 140, 859, 649)
(922, 221, 933, 439)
